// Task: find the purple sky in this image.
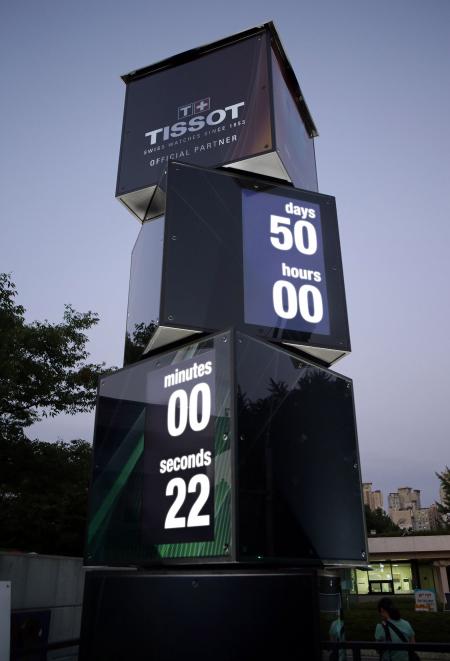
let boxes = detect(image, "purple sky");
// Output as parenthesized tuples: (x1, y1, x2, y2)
(1, 0, 449, 507)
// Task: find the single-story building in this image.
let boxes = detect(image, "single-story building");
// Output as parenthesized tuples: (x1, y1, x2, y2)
(348, 535, 450, 603)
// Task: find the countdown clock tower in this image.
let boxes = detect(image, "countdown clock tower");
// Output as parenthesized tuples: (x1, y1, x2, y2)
(79, 22, 366, 661)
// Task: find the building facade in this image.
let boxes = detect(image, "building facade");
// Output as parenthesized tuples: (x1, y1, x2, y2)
(390, 508, 413, 530)
(387, 487, 440, 531)
(348, 535, 450, 604)
(388, 486, 421, 513)
(362, 483, 384, 511)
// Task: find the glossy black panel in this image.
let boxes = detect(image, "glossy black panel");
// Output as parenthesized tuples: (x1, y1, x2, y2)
(117, 32, 271, 200)
(80, 570, 320, 661)
(162, 165, 242, 333)
(161, 162, 349, 363)
(235, 333, 366, 564)
(124, 217, 164, 365)
(87, 330, 365, 566)
(271, 50, 318, 192)
(115, 24, 319, 220)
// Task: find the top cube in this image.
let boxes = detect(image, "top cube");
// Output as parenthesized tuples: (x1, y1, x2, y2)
(116, 22, 318, 222)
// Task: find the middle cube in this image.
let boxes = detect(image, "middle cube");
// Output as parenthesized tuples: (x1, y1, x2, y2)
(125, 162, 350, 367)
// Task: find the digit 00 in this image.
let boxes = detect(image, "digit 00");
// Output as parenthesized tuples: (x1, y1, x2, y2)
(273, 280, 323, 323)
(167, 383, 211, 437)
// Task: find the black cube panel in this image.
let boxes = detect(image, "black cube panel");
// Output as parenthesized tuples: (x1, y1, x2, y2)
(125, 162, 349, 366)
(79, 569, 320, 661)
(116, 23, 317, 221)
(86, 330, 366, 567)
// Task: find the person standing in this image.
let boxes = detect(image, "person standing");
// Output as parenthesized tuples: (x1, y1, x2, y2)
(329, 609, 346, 661)
(375, 597, 416, 661)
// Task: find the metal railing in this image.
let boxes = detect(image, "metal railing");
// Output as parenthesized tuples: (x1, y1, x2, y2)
(12, 638, 450, 659)
(322, 640, 450, 659)
(12, 638, 79, 659)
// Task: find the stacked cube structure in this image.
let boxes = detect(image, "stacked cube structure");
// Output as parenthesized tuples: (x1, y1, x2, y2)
(80, 22, 367, 661)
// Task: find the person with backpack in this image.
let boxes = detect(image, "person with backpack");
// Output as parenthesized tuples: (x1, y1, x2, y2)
(375, 597, 417, 661)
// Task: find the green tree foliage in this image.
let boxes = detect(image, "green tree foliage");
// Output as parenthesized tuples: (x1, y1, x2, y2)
(0, 272, 107, 436)
(124, 320, 157, 364)
(0, 435, 91, 555)
(435, 466, 450, 526)
(364, 505, 401, 535)
(0, 273, 112, 554)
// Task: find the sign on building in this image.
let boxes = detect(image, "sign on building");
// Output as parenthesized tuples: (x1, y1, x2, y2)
(414, 588, 437, 612)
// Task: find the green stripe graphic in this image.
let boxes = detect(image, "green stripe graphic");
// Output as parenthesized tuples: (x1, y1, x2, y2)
(87, 434, 144, 545)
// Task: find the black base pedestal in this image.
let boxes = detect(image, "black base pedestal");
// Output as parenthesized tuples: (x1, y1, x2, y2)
(79, 568, 321, 660)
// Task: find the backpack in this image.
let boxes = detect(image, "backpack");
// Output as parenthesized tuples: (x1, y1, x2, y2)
(382, 621, 419, 661)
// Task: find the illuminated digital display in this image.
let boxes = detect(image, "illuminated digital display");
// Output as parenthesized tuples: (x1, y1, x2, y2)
(242, 189, 330, 335)
(142, 350, 216, 545)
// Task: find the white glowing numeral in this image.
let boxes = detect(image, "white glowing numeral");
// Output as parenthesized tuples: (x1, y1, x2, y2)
(273, 280, 297, 319)
(164, 474, 211, 529)
(273, 280, 323, 323)
(187, 474, 211, 527)
(167, 389, 188, 437)
(299, 284, 323, 323)
(270, 215, 318, 255)
(270, 215, 293, 250)
(189, 383, 211, 433)
(167, 383, 211, 437)
(293, 220, 317, 255)
(164, 477, 186, 529)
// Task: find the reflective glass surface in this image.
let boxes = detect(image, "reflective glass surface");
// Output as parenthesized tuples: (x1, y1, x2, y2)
(162, 162, 349, 363)
(235, 332, 366, 564)
(86, 332, 232, 565)
(116, 33, 271, 198)
(271, 50, 318, 193)
(80, 570, 319, 660)
(124, 217, 164, 365)
(88, 330, 364, 566)
(353, 563, 414, 595)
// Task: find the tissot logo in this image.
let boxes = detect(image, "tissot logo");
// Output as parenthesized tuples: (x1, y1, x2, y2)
(144, 99, 245, 145)
(178, 98, 210, 119)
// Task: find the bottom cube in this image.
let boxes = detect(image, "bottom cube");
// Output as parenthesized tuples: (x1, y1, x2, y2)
(86, 329, 366, 566)
(79, 569, 320, 661)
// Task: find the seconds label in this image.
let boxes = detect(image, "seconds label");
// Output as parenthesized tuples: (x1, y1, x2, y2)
(142, 353, 215, 545)
(242, 190, 330, 335)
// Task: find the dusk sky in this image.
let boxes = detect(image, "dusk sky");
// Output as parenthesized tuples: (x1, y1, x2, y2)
(1, 0, 449, 507)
